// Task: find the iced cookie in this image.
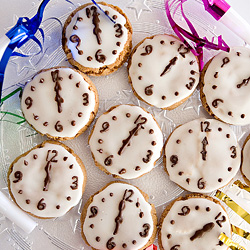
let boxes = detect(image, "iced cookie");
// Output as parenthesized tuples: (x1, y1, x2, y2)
(89, 104, 163, 179)
(62, 2, 133, 76)
(164, 118, 240, 193)
(159, 194, 231, 250)
(8, 141, 86, 218)
(21, 67, 99, 140)
(240, 134, 250, 186)
(81, 182, 157, 250)
(200, 47, 250, 125)
(128, 34, 199, 109)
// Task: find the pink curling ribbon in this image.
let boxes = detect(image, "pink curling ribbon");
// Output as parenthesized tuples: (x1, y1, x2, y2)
(165, 0, 230, 71)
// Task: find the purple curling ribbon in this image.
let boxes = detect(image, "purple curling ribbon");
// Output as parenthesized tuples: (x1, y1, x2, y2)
(165, 0, 230, 71)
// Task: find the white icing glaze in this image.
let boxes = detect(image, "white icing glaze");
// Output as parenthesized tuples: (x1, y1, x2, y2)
(9, 142, 85, 218)
(203, 47, 250, 125)
(21, 68, 97, 138)
(165, 118, 240, 193)
(89, 104, 163, 179)
(128, 35, 199, 109)
(241, 137, 250, 182)
(65, 4, 129, 68)
(160, 197, 231, 250)
(83, 182, 154, 250)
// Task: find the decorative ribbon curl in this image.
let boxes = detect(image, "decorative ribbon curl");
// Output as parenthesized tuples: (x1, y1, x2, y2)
(0, 0, 53, 103)
(165, 0, 230, 71)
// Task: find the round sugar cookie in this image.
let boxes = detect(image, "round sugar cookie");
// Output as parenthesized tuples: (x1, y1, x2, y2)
(159, 194, 231, 250)
(8, 141, 86, 218)
(241, 134, 250, 186)
(81, 182, 157, 250)
(128, 34, 199, 109)
(164, 118, 240, 193)
(200, 47, 250, 125)
(89, 104, 163, 179)
(62, 2, 133, 76)
(21, 67, 99, 140)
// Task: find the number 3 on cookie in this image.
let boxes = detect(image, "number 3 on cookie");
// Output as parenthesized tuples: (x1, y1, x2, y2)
(70, 176, 78, 190)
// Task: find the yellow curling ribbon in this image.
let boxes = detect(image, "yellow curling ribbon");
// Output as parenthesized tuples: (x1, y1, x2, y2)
(231, 225, 250, 241)
(219, 233, 246, 250)
(233, 180, 250, 192)
(215, 190, 250, 224)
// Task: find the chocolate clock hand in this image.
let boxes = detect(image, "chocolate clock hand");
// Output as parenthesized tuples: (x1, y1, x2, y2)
(160, 57, 178, 77)
(190, 222, 215, 241)
(51, 70, 64, 113)
(118, 115, 147, 155)
(200, 136, 208, 161)
(43, 150, 58, 191)
(113, 189, 134, 235)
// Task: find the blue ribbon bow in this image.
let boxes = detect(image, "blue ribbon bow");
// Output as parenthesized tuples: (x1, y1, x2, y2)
(0, 0, 52, 103)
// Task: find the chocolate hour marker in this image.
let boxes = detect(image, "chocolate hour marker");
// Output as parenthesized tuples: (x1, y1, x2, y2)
(25, 97, 33, 109)
(197, 178, 206, 189)
(95, 49, 106, 63)
(221, 57, 230, 68)
(142, 150, 153, 163)
(100, 122, 110, 133)
(70, 35, 83, 55)
(55, 121, 63, 132)
(114, 23, 123, 38)
(178, 206, 190, 216)
(104, 155, 113, 166)
(13, 171, 23, 183)
(139, 223, 150, 237)
(89, 206, 98, 218)
(70, 176, 78, 190)
(212, 99, 223, 108)
(140, 45, 153, 56)
(170, 155, 178, 167)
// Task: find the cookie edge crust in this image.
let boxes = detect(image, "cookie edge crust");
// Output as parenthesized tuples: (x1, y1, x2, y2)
(240, 133, 250, 186)
(199, 57, 231, 124)
(158, 193, 231, 250)
(127, 34, 199, 110)
(21, 66, 99, 141)
(80, 180, 157, 250)
(88, 104, 163, 180)
(62, 2, 133, 76)
(7, 140, 87, 219)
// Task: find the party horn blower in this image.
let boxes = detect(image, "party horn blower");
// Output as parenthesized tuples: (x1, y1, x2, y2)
(0, 191, 37, 233)
(202, 0, 250, 44)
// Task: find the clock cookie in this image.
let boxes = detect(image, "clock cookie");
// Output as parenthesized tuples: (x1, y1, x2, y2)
(81, 182, 157, 250)
(8, 141, 86, 218)
(164, 118, 240, 193)
(240, 134, 250, 186)
(89, 104, 163, 179)
(62, 2, 133, 76)
(159, 194, 231, 250)
(128, 34, 199, 109)
(21, 67, 99, 140)
(200, 47, 250, 125)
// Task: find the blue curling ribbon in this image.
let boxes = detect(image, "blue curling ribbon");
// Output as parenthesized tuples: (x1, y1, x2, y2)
(0, 0, 52, 103)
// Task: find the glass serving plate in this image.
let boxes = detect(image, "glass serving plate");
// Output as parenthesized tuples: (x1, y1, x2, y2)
(1, 0, 250, 249)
